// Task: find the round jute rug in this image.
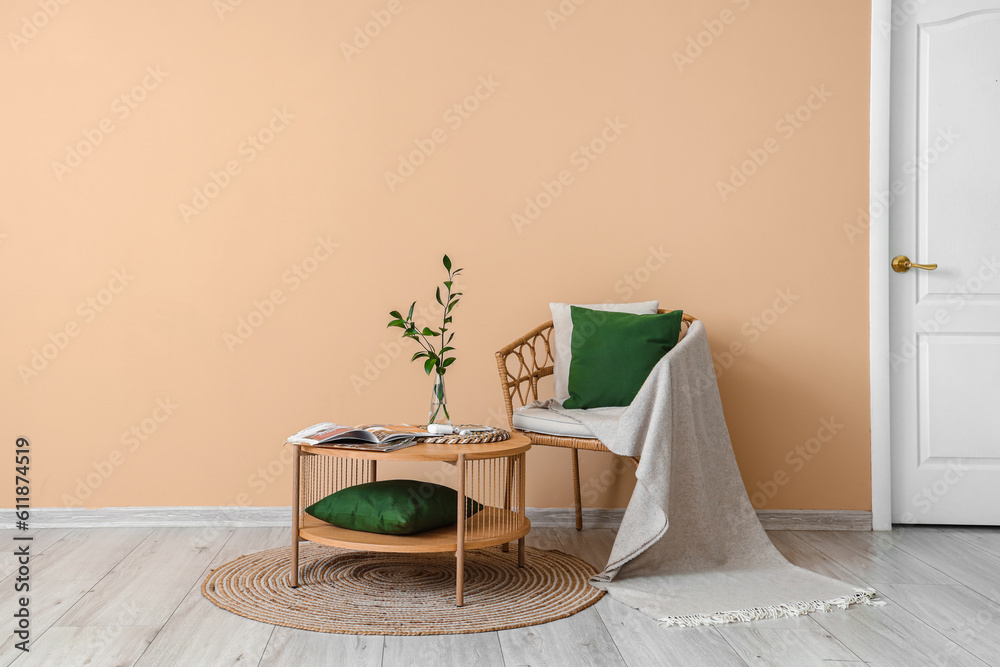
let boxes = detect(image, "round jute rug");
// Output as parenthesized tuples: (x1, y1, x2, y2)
(202, 543, 603, 635)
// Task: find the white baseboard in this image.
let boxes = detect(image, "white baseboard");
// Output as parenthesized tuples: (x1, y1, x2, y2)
(0, 506, 871, 531)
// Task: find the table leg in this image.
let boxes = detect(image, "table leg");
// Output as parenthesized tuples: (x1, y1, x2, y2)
(456, 453, 466, 607)
(291, 445, 300, 588)
(518, 452, 527, 568)
(501, 456, 513, 553)
(370, 460, 377, 483)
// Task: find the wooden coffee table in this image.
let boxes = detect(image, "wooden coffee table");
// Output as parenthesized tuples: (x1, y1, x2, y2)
(289, 432, 531, 606)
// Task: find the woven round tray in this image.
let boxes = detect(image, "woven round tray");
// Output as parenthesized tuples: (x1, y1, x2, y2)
(417, 425, 510, 445)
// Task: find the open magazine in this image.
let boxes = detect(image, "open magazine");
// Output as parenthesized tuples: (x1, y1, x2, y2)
(286, 423, 431, 452)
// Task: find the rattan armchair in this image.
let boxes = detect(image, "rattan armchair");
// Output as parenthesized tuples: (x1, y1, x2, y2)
(495, 311, 696, 530)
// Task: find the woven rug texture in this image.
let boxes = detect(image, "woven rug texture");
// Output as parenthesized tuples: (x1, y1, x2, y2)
(202, 543, 603, 635)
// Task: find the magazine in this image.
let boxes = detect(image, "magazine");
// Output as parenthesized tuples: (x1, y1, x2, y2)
(286, 423, 430, 452)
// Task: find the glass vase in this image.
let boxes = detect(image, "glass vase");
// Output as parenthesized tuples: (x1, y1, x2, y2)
(428, 373, 451, 426)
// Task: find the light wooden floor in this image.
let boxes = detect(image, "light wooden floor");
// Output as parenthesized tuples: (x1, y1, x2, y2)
(4, 525, 1000, 666)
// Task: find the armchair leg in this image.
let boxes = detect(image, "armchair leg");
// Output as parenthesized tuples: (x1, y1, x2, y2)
(571, 449, 583, 531)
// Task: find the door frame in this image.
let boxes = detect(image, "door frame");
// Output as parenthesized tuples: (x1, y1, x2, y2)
(870, 0, 893, 530)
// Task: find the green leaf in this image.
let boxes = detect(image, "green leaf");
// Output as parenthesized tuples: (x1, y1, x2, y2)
(443, 357, 456, 367)
(440, 346, 455, 353)
(420, 327, 435, 336)
(444, 317, 452, 324)
(387, 319, 406, 328)
(408, 301, 415, 319)
(444, 280, 453, 289)
(447, 300, 460, 313)
(447, 333, 454, 343)
(411, 351, 428, 361)
(443, 255, 452, 271)
(389, 310, 402, 319)
(424, 357, 436, 374)
(435, 286, 442, 306)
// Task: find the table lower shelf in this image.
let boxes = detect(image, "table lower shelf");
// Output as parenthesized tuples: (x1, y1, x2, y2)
(299, 507, 530, 553)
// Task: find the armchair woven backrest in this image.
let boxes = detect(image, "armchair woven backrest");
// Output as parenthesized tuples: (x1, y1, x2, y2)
(495, 310, 696, 429)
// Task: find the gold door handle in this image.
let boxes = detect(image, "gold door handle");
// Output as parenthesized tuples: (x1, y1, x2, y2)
(892, 255, 938, 273)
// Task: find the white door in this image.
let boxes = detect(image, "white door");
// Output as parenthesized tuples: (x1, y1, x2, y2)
(889, 0, 1000, 524)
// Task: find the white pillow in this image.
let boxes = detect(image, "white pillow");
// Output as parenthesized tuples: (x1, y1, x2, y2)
(549, 300, 658, 403)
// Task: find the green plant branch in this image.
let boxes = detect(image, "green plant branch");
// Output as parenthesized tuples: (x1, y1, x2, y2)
(388, 255, 463, 378)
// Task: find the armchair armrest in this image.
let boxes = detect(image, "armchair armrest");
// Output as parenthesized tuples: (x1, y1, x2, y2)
(495, 321, 555, 430)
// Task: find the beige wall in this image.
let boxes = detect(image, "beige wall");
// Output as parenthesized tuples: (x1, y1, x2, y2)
(2, 0, 872, 511)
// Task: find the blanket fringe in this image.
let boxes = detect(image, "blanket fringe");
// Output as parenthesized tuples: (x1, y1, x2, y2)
(657, 588, 884, 628)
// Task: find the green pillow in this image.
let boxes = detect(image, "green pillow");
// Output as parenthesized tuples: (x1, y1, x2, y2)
(305, 479, 483, 535)
(563, 306, 683, 409)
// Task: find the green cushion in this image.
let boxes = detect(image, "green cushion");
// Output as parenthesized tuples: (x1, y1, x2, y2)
(563, 306, 684, 409)
(305, 479, 483, 535)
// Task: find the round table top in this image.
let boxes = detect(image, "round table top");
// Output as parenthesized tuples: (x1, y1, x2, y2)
(299, 431, 531, 462)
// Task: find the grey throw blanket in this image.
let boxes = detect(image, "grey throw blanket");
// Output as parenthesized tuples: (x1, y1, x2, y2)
(546, 320, 880, 626)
